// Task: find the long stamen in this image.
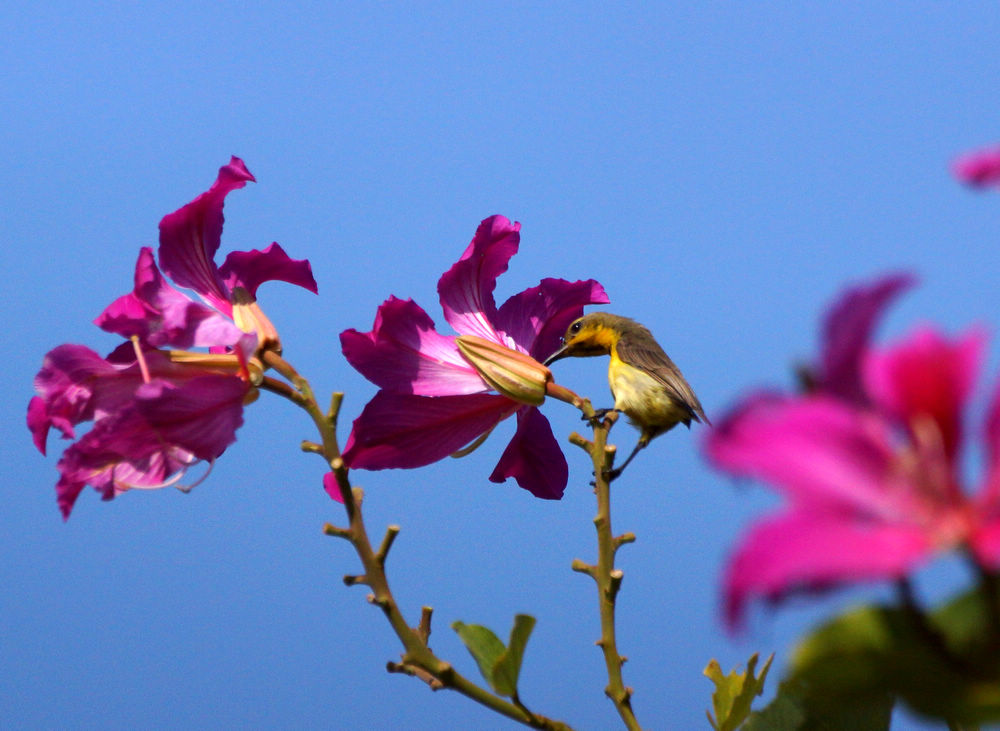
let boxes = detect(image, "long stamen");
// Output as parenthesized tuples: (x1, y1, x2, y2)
(451, 423, 499, 458)
(130, 335, 151, 384)
(113, 454, 214, 493)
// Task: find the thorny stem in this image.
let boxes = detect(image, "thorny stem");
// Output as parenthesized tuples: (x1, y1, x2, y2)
(259, 351, 572, 730)
(571, 404, 642, 731)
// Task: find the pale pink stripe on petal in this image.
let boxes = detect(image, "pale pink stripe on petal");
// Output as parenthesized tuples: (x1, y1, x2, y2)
(437, 215, 519, 343)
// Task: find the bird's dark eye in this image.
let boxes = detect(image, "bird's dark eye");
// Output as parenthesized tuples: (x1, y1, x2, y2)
(569, 321, 582, 334)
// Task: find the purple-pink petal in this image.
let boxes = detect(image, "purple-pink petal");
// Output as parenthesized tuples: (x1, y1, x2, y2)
(53, 405, 194, 519)
(495, 277, 610, 360)
(705, 393, 912, 518)
(817, 273, 914, 404)
(158, 156, 255, 313)
(340, 296, 487, 396)
(30, 344, 121, 450)
(48, 374, 247, 520)
(323, 472, 344, 504)
(27, 397, 52, 454)
(863, 326, 985, 460)
(133, 375, 247, 460)
(219, 242, 318, 299)
(724, 509, 933, 628)
(437, 215, 519, 342)
(952, 145, 1000, 188)
(488, 406, 568, 499)
(96, 248, 245, 350)
(342, 391, 515, 470)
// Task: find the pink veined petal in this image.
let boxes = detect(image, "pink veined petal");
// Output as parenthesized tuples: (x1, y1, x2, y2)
(323, 472, 344, 503)
(342, 391, 515, 470)
(438, 215, 520, 343)
(952, 145, 1000, 188)
(134, 375, 247, 460)
(54, 467, 88, 520)
(863, 325, 986, 460)
(704, 393, 913, 519)
(495, 277, 610, 359)
(489, 406, 568, 500)
(27, 396, 51, 454)
(340, 296, 487, 396)
(724, 509, 933, 629)
(817, 273, 914, 404)
(96, 248, 245, 350)
(219, 242, 318, 299)
(158, 157, 255, 313)
(53, 406, 192, 520)
(30, 344, 121, 449)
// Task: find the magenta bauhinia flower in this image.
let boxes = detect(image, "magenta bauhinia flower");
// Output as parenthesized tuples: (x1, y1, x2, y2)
(952, 144, 1000, 188)
(30, 158, 316, 518)
(29, 344, 251, 518)
(97, 157, 317, 353)
(340, 215, 608, 500)
(705, 274, 1000, 628)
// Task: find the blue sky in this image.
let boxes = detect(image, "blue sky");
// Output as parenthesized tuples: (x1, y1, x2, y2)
(5, 3, 1000, 728)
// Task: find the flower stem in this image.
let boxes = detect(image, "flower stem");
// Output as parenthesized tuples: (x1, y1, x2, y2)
(571, 408, 641, 730)
(259, 350, 573, 730)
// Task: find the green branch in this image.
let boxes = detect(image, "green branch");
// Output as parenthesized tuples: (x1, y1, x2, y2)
(260, 351, 573, 730)
(571, 407, 642, 730)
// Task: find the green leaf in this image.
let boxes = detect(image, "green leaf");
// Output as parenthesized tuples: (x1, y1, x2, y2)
(492, 614, 536, 697)
(766, 676, 893, 731)
(741, 692, 805, 731)
(451, 614, 537, 697)
(781, 590, 1000, 727)
(704, 652, 774, 731)
(451, 620, 506, 692)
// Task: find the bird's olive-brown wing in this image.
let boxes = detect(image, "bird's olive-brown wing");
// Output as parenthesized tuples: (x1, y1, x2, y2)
(616, 332, 709, 425)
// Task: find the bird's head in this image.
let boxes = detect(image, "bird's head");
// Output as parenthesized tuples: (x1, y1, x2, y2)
(544, 312, 625, 364)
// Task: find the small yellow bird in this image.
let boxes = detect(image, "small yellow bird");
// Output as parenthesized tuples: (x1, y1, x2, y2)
(544, 312, 709, 479)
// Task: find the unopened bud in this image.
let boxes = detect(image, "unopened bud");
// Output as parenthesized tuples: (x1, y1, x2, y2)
(455, 335, 551, 406)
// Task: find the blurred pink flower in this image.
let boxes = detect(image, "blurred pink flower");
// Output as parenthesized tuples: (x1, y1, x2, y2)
(30, 158, 315, 518)
(953, 144, 1000, 188)
(705, 275, 1000, 628)
(340, 215, 608, 500)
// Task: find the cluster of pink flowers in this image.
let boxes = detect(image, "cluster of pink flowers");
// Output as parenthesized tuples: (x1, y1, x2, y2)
(35, 144, 1000, 642)
(30, 165, 608, 517)
(29, 158, 316, 518)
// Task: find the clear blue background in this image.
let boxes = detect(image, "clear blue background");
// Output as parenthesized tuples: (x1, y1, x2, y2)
(4, 3, 1000, 729)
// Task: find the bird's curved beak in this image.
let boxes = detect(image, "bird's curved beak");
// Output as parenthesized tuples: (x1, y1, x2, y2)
(543, 344, 570, 366)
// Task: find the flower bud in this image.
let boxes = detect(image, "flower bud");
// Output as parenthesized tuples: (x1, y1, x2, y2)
(455, 335, 551, 406)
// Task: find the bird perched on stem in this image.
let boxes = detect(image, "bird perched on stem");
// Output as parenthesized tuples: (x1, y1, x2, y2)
(544, 312, 709, 480)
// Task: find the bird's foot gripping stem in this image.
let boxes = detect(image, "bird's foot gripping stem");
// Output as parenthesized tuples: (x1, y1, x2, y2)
(583, 407, 618, 424)
(589, 467, 624, 488)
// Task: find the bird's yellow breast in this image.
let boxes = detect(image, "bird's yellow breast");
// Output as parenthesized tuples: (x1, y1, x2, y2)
(608, 350, 690, 437)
